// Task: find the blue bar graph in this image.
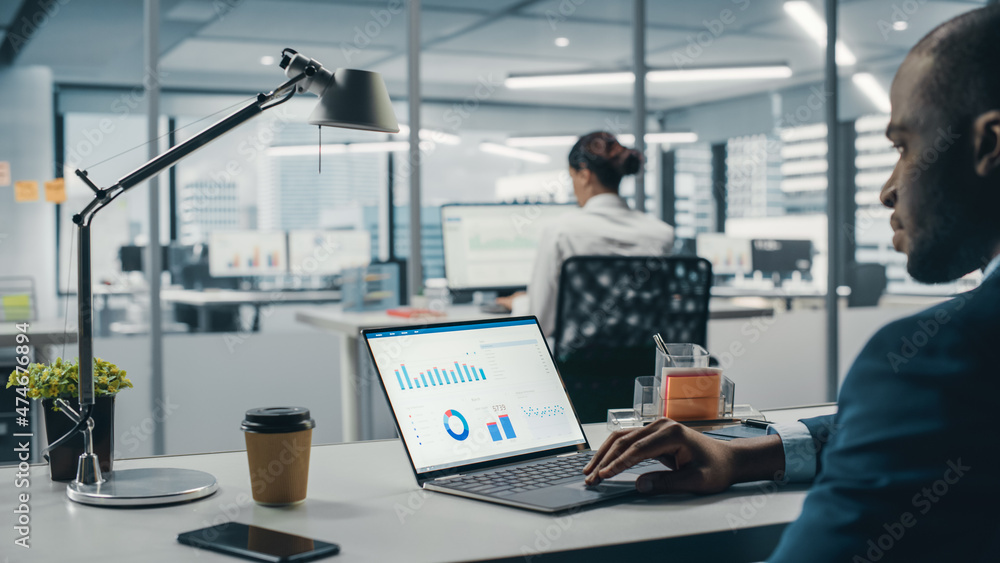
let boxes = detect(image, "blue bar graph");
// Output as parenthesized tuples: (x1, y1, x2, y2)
(402, 365, 413, 389)
(499, 415, 516, 439)
(393, 363, 488, 391)
(487, 422, 502, 442)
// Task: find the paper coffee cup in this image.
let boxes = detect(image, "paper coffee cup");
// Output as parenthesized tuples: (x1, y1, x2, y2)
(241, 407, 315, 506)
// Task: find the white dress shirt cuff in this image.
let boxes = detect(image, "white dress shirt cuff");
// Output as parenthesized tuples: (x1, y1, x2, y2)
(510, 293, 530, 317)
(767, 421, 818, 483)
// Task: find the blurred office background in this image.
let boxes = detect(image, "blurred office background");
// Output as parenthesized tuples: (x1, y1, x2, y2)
(0, 0, 988, 462)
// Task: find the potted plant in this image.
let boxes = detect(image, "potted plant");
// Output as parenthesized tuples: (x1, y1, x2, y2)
(6, 357, 133, 481)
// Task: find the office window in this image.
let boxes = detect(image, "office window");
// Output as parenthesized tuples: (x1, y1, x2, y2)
(673, 144, 715, 238)
(59, 113, 168, 292)
(726, 134, 784, 219)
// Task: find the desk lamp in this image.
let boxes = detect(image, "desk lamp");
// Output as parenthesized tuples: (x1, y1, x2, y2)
(64, 49, 398, 506)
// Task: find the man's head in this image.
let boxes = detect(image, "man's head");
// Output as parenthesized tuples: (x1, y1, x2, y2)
(880, 5, 1000, 283)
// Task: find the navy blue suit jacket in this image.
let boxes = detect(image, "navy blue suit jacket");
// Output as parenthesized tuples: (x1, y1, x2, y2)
(768, 273, 1000, 562)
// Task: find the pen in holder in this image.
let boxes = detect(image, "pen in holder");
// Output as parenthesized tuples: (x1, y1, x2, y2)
(653, 343, 734, 421)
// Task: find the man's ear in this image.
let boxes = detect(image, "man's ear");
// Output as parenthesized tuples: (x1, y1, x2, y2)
(972, 110, 1000, 177)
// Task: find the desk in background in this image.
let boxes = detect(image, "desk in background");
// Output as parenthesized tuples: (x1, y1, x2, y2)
(711, 285, 829, 311)
(0, 409, 833, 562)
(296, 302, 776, 442)
(0, 319, 77, 364)
(162, 289, 341, 332)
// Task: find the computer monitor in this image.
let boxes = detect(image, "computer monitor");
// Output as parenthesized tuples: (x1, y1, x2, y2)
(119, 245, 173, 273)
(695, 233, 753, 276)
(288, 230, 372, 276)
(440, 203, 577, 291)
(750, 239, 813, 277)
(208, 231, 288, 277)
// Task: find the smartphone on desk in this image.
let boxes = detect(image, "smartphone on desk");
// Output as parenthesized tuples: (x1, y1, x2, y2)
(178, 522, 339, 562)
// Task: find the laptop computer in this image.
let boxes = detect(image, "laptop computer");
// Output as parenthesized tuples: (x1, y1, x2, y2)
(362, 316, 662, 513)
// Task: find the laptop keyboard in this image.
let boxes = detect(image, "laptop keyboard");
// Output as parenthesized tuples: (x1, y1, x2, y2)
(439, 453, 661, 496)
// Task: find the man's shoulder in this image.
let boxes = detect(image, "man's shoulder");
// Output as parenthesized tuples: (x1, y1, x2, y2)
(875, 275, 1000, 342)
(854, 275, 1000, 379)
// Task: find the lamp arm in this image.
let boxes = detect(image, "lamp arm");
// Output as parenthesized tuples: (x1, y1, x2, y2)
(73, 72, 305, 228)
(69, 72, 304, 412)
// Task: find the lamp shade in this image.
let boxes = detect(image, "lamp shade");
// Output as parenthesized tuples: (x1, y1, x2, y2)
(308, 68, 399, 133)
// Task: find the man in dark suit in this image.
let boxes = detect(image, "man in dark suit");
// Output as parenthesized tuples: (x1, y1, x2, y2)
(583, 6, 1000, 562)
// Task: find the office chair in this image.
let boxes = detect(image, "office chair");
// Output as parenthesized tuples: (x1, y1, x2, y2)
(552, 256, 713, 423)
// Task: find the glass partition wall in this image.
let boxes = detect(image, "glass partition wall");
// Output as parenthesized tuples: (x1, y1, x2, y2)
(7, 0, 987, 463)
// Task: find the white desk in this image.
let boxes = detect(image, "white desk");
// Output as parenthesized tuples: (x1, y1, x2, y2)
(162, 289, 342, 332)
(296, 303, 776, 442)
(0, 416, 830, 562)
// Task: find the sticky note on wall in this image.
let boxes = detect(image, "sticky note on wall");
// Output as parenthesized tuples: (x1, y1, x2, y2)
(45, 178, 66, 203)
(14, 180, 39, 202)
(0, 162, 10, 186)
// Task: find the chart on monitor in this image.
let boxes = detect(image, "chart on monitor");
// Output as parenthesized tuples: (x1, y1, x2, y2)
(288, 230, 371, 276)
(209, 231, 288, 277)
(441, 204, 576, 290)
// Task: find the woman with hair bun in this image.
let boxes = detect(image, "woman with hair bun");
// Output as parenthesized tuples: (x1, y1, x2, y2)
(499, 131, 674, 338)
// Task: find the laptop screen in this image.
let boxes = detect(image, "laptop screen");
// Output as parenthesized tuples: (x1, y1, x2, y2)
(365, 318, 587, 474)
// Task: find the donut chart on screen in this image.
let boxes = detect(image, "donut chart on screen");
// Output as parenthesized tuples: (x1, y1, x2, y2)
(443, 409, 470, 441)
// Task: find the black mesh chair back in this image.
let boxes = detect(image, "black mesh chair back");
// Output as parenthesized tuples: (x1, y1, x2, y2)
(552, 256, 713, 422)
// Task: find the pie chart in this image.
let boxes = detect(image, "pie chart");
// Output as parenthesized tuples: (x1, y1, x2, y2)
(443, 409, 470, 441)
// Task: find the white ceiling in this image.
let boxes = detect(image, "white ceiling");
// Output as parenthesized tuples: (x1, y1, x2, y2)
(2, 0, 988, 111)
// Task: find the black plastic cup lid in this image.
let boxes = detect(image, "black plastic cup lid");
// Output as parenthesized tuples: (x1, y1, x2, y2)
(241, 407, 316, 434)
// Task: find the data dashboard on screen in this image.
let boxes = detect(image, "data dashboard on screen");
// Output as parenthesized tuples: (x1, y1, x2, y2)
(288, 230, 371, 276)
(696, 233, 753, 276)
(441, 204, 577, 290)
(365, 319, 586, 473)
(209, 231, 288, 277)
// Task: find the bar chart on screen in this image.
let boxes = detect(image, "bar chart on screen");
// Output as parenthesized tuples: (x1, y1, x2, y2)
(392, 362, 488, 391)
(486, 414, 518, 442)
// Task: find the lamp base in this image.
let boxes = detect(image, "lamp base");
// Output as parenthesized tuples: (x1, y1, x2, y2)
(66, 468, 218, 507)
